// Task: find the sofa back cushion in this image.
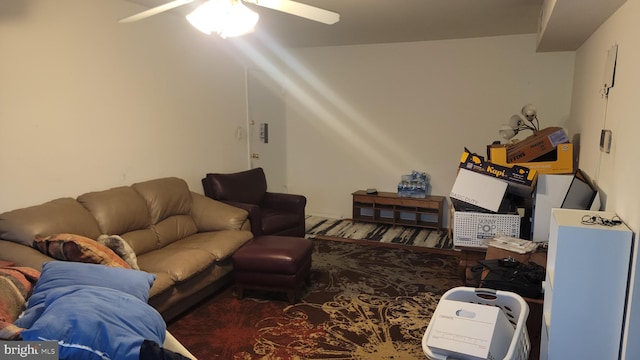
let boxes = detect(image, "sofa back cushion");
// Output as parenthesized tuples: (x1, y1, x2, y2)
(77, 187, 158, 255)
(0, 198, 101, 247)
(78, 187, 151, 234)
(132, 178, 197, 247)
(118, 229, 160, 257)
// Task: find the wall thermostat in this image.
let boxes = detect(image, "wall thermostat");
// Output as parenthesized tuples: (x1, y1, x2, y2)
(600, 129, 612, 153)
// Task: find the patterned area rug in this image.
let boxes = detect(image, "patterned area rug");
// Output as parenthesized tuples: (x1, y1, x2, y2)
(167, 239, 464, 359)
(305, 216, 454, 250)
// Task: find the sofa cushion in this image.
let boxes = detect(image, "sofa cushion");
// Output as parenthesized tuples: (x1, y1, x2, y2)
(33, 233, 132, 269)
(77, 186, 151, 236)
(137, 248, 214, 283)
(132, 177, 192, 225)
(120, 228, 161, 257)
(154, 215, 198, 247)
(148, 272, 175, 298)
(165, 230, 254, 261)
(0, 198, 101, 247)
(0, 240, 53, 271)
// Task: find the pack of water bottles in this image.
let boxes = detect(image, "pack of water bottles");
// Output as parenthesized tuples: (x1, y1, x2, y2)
(397, 171, 430, 198)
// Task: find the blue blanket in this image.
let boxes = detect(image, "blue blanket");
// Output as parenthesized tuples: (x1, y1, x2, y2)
(15, 262, 165, 360)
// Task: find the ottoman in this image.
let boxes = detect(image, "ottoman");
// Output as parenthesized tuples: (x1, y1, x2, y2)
(232, 235, 313, 303)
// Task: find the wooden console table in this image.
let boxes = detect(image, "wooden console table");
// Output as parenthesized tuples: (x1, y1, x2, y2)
(352, 191, 445, 230)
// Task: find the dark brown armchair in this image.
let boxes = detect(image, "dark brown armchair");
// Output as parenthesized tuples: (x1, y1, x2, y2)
(201, 168, 307, 237)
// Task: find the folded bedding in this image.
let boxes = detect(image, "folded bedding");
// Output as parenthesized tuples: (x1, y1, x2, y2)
(13, 261, 185, 360)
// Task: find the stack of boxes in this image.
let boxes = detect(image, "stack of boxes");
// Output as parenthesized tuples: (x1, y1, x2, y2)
(450, 126, 573, 248)
(488, 128, 578, 243)
(450, 150, 536, 248)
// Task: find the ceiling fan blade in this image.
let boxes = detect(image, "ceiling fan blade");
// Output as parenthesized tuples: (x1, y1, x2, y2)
(119, 0, 196, 23)
(246, 0, 340, 25)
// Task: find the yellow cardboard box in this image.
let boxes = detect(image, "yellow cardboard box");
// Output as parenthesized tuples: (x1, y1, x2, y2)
(505, 127, 569, 163)
(488, 143, 574, 174)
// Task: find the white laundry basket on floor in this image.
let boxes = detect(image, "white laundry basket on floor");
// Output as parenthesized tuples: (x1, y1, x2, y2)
(422, 287, 530, 360)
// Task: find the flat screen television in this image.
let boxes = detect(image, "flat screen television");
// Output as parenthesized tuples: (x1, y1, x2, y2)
(561, 169, 598, 210)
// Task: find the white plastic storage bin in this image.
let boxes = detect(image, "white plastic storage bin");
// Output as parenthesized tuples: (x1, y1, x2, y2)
(452, 211, 520, 248)
(422, 287, 530, 360)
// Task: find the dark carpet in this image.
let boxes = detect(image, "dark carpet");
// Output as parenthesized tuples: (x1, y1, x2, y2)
(167, 238, 464, 359)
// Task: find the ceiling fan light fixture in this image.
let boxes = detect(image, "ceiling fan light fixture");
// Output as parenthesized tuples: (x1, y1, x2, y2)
(186, 0, 259, 38)
(221, 2, 259, 38)
(246, 0, 340, 24)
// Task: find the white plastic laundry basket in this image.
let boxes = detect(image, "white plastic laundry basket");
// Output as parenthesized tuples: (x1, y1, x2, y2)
(422, 287, 530, 360)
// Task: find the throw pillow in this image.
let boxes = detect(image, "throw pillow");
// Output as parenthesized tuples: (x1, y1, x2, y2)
(33, 233, 131, 268)
(97, 234, 140, 270)
(24, 261, 155, 309)
(0, 266, 40, 340)
(14, 262, 162, 360)
(19, 285, 165, 360)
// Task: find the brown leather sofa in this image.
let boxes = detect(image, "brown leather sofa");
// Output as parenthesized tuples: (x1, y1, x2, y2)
(202, 168, 307, 237)
(0, 177, 254, 321)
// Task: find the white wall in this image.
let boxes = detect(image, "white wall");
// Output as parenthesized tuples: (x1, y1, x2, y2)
(0, 0, 250, 212)
(0, 2, 578, 227)
(571, 0, 640, 228)
(569, 0, 640, 357)
(280, 35, 575, 220)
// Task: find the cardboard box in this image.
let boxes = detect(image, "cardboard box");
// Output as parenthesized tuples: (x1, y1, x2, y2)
(450, 168, 508, 213)
(426, 300, 515, 360)
(459, 150, 537, 197)
(488, 143, 574, 174)
(504, 127, 569, 163)
(485, 244, 547, 267)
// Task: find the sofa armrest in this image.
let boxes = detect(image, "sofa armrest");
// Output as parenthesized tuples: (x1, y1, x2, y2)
(0, 240, 53, 271)
(222, 201, 262, 236)
(262, 192, 307, 214)
(190, 193, 250, 232)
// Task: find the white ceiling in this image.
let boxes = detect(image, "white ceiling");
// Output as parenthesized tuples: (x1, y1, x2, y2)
(245, 0, 543, 48)
(123, 0, 543, 48)
(122, 0, 626, 49)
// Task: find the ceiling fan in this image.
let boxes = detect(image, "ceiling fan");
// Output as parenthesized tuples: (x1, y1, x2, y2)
(119, 0, 340, 25)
